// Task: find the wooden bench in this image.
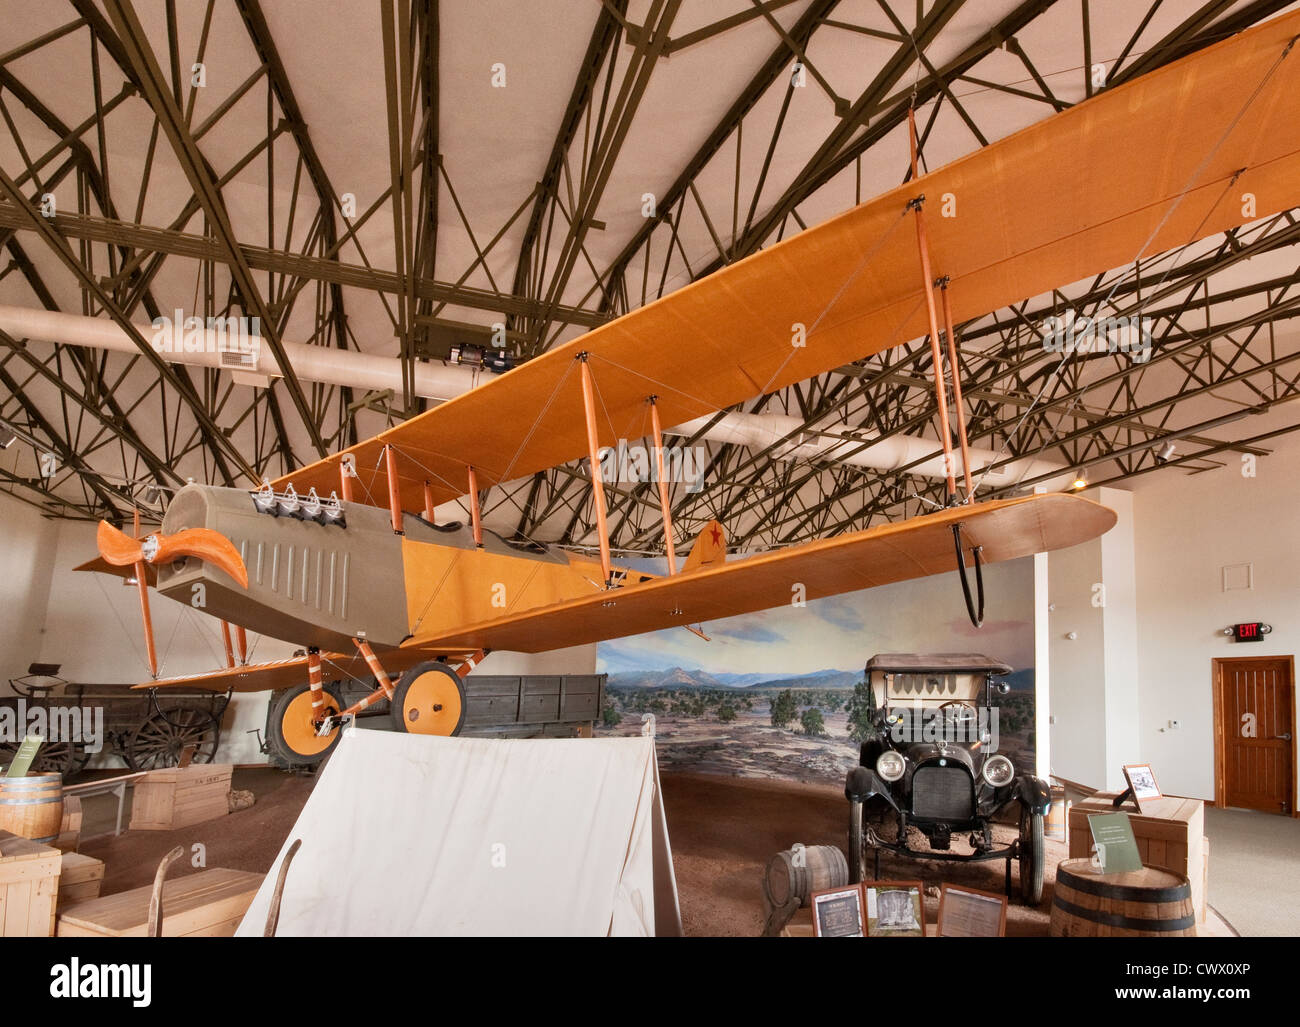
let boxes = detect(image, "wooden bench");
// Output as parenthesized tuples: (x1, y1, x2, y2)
(57, 867, 262, 937)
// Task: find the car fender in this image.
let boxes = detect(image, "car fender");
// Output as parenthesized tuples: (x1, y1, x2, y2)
(1014, 774, 1052, 815)
(844, 766, 898, 811)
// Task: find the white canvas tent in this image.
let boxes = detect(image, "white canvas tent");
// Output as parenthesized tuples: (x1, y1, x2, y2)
(236, 729, 682, 936)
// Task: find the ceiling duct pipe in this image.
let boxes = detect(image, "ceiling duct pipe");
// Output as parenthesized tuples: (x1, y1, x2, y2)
(0, 304, 1070, 492)
(665, 412, 1074, 493)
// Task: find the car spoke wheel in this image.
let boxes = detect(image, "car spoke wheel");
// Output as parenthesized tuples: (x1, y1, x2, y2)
(127, 708, 221, 771)
(848, 802, 866, 884)
(1019, 806, 1045, 906)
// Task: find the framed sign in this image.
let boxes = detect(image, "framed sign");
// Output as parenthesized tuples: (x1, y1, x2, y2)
(810, 884, 865, 937)
(1122, 762, 1162, 811)
(937, 884, 1007, 937)
(864, 881, 925, 937)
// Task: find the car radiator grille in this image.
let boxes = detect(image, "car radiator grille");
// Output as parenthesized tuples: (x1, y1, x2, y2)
(912, 765, 974, 820)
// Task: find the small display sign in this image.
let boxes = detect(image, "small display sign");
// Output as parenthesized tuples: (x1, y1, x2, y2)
(1087, 812, 1143, 875)
(811, 885, 865, 937)
(937, 884, 1008, 938)
(3, 735, 43, 778)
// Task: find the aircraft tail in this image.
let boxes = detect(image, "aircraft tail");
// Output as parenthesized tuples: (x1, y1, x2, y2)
(683, 520, 727, 572)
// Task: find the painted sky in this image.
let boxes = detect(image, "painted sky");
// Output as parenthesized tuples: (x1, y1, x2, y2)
(597, 556, 1036, 675)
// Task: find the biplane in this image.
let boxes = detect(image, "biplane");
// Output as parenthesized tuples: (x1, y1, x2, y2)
(80, 12, 1300, 766)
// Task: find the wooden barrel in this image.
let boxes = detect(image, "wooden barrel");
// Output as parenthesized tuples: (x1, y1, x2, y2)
(1050, 859, 1195, 937)
(763, 845, 849, 909)
(0, 774, 64, 844)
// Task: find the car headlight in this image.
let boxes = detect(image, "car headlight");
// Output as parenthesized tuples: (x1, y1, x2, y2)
(981, 754, 1015, 787)
(875, 751, 906, 782)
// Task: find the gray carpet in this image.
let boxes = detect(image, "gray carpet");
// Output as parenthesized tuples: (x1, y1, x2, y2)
(1205, 807, 1300, 936)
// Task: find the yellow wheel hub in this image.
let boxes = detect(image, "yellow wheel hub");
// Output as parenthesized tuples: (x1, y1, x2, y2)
(400, 670, 463, 735)
(280, 689, 341, 757)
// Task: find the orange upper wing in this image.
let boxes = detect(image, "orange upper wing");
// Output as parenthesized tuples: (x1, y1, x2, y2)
(273, 11, 1300, 513)
(411, 493, 1115, 654)
(276, 15, 1300, 514)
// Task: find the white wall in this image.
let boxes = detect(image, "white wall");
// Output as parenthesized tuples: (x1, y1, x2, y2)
(1047, 509, 1108, 788)
(0, 492, 59, 690)
(1047, 487, 1139, 792)
(1133, 437, 1300, 802)
(1100, 490, 1140, 789)
(475, 646, 596, 676)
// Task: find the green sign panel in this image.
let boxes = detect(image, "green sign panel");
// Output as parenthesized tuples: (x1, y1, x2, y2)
(1087, 811, 1143, 874)
(3, 735, 44, 778)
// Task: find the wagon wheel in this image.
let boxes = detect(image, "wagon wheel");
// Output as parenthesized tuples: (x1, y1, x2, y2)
(68, 741, 93, 778)
(0, 738, 77, 777)
(126, 708, 221, 771)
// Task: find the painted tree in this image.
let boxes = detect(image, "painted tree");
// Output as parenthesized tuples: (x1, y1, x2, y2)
(770, 689, 797, 729)
(844, 679, 880, 744)
(800, 707, 826, 737)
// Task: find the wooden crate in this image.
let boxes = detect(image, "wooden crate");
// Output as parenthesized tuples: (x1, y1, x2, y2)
(57, 852, 104, 909)
(57, 868, 263, 937)
(128, 764, 233, 831)
(54, 794, 82, 852)
(0, 829, 60, 937)
(1068, 792, 1206, 922)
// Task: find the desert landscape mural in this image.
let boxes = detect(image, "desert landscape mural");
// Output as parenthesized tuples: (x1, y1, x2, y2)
(595, 556, 1038, 784)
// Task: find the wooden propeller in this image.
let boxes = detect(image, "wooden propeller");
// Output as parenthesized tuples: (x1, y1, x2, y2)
(96, 521, 249, 588)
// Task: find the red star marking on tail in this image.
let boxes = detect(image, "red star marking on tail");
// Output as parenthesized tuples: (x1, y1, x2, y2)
(709, 524, 723, 546)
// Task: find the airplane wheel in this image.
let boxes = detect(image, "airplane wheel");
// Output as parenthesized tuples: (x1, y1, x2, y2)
(390, 662, 466, 737)
(268, 682, 345, 766)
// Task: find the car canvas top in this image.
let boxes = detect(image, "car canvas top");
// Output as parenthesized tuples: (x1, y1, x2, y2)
(865, 653, 1013, 676)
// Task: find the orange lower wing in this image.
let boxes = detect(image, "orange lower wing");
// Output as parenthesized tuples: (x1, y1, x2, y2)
(138, 646, 479, 693)
(414, 493, 1115, 654)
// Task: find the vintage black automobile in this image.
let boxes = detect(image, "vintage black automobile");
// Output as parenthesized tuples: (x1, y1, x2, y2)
(844, 653, 1048, 904)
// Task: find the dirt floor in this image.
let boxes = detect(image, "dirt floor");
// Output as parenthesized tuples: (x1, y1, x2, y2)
(660, 771, 1066, 936)
(78, 765, 1071, 935)
(80, 767, 312, 896)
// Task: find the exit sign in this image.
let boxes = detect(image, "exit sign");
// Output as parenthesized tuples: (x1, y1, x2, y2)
(1233, 622, 1266, 643)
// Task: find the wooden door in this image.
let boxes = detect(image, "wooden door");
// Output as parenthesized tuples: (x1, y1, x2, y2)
(1214, 657, 1296, 815)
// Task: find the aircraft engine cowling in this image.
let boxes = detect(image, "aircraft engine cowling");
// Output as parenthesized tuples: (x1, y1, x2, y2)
(156, 483, 410, 651)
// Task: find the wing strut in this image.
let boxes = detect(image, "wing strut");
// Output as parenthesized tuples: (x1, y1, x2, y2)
(220, 621, 235, 668)
(339, 459, 353, 502)
(648, 396, 678, 575)
(384, 444, 404, 534)
(907, 106, 958, 502)
(467, 465, 484, 547)
(577, 352, 613, 586)
(938, 278, 974, 500)
(131, 508, 158, 677)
